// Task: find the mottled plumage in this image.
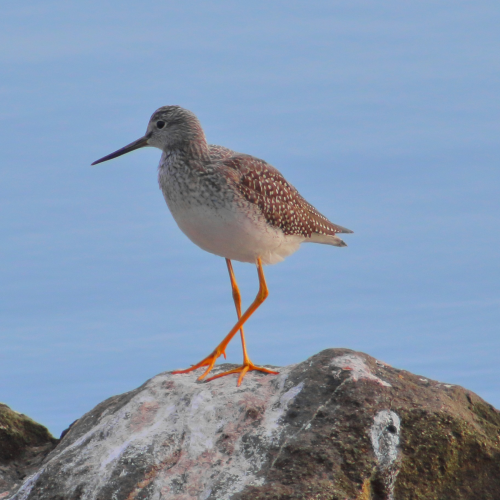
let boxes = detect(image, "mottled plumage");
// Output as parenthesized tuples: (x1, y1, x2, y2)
(220, 153, 352, 240)
(207, 143, 352, 243)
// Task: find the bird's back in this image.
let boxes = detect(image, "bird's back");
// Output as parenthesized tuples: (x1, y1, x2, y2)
(208, 144, 353, 248)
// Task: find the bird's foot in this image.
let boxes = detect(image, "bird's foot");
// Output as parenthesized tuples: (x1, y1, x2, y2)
(171, 347, 226, 380)
(204, 361, 279, 387)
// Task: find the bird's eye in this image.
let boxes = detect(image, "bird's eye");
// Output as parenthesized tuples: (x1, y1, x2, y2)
(156, 120, 165, 129)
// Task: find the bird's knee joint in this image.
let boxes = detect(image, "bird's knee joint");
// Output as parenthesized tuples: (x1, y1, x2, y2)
(232, 290, 241, 303)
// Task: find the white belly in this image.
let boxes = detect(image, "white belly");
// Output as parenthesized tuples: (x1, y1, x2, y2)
(166, 200, 303, 265)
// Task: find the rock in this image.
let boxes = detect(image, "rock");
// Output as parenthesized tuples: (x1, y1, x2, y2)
(0, 403, 57, 499)
(7, 348, 500, 500)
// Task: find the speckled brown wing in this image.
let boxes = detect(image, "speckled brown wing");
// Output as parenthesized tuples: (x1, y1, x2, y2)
(221, 154, 352, 239)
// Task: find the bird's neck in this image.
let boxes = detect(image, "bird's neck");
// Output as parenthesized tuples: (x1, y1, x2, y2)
(185, 137, 210, 162)
(160, 138, 210, 171)
(164, 127, 210, 163)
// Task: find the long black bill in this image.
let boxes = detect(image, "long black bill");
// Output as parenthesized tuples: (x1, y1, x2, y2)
(91, 134, 151, 165)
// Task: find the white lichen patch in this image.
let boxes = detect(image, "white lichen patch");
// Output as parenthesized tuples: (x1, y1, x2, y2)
(331, 354, 392, 387)
(370, 410, 401, 500)
(11, 365, 303, 500)
(370, 410, 400, 469)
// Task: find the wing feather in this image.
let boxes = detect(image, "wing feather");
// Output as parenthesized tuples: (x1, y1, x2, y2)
(219, 153, 352, 238)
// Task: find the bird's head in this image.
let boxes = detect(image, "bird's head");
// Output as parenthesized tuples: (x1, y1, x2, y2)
(92, 106, 206, 166)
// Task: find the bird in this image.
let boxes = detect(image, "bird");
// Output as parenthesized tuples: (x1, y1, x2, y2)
(92, 106, 352, 386)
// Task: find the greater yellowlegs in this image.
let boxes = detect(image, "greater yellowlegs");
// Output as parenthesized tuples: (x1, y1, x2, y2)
(92, 106, 352, 385)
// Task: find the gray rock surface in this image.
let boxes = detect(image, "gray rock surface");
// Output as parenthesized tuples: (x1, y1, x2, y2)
(7, 348, 500, 500)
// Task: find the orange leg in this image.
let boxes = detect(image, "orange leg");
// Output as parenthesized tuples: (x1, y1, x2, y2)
(172, 257, 279, 385)
(225, 258, 246, 354)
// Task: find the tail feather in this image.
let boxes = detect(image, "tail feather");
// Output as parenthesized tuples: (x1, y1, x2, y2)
(308, 233, 348, 247)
